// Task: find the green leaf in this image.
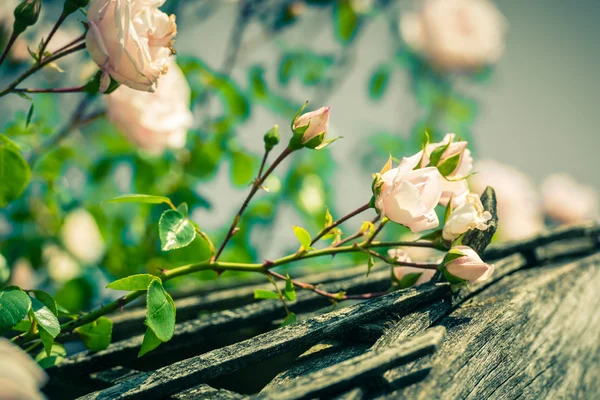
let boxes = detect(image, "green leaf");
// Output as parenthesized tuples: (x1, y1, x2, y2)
(105, 194, 172, 205)
(16, 92, 34, 127)
(75, 316, 113, 351)
(12, 318, 32, 332)
(0, 287, 31, 333)
(0, 254, 9, 286)
(292, 226, 312, 251)
(429, 140, 451, 166)
(281, 312, 297, 327)
(159, 210, 196, 251)
(176, 202, 188, 217)
(398, 272, 423, 289)
(369, 66, 390, 100)
(35, 343, 66, 369)
(38, 326, 55, 356)
(334, 1, 360, 45)
(106, 274, 160, 291)
(0, 134, 21, 151)
(30, 297, 60, 338)
(230, 151, 256, 187)
(31, 290, 58, 316)
(283, 275, 296, 302)
(366, 255, 375, 277)
(138, 327, 162, 357)
(146, 280, 175, 342)
(437, 153, 461, 177)
(445, 248, 466, 264)
(417, 230, 442, 242)
(0, 142, 31, 207)
(254, 289, 280, 300)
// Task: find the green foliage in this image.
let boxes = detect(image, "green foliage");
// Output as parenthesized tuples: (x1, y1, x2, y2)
(0, 137, 31, 207)
(145, 280, 176, 343)
(159, 210, 196, 251)
(254, 289, 280, 300)
(0, 287, 31, 333)
(75, 316, 113, 351)
(284, 275, 296, 301)
(30, 297, 60, 355)
(369, 65, 390, 100)
(35, 343, 66, 369)
(281, 312, 297, 326)
(106, 194, 172, 205)
(139, 327, 163, 357)
(230, 151, 256, 187)
(334, 0, 361, 45)
(106, 274, 160, 291)
(398, 272, 423, 289)
(292, 226, 312, 251)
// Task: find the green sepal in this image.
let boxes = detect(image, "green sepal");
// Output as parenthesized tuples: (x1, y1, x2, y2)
(290, 101, 309, 132)
(437, 153, 461, 177)
(429, 139, 451, 166)
(314, 136, 342, 150)
(444, 248, 466, 264)
(398, 272, 423, 289)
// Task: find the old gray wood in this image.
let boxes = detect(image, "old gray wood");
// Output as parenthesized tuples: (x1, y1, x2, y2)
(77, 284, 448, 399)
(253, 327, 446, 400)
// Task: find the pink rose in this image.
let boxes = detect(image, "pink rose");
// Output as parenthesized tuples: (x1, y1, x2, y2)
(86, 0, 177, 92)
(541, 173, 599, 224)
(106, 60, 193, 154)
(389, 249, 436, 287)
(469, 160, 544, 241)
(293, 106, 331, 144)
(375, 151, 443, 233)
(400, 0, 507, 71)
(445, 245, 494, 282)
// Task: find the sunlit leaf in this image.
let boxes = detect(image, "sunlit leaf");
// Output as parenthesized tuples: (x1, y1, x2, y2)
(145, 280, 175, 342)
(158, 210, 196, 251)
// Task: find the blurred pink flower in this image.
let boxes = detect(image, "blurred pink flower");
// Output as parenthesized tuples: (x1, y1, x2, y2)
(400, 0, 507, 71)
(106, 59, 193, 154)
(469, 160, 544, 241)
(541, 173, 599, 224)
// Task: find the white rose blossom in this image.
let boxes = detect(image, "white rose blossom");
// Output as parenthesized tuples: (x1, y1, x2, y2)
(86, 0, 177, 92)
(375, 152, 443, 233)
(400, 0, 507, 71)
(442, 193, 492, 241)
(105, 59, 193, 153)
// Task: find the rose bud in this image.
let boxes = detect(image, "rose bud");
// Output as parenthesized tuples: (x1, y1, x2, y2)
(374, 151, 443, 233)
(105, 59, 193, 154)
(85, 0, 177, 92)
(13, 0, 42, 35)
(389, 249, 436, 288)
(444, 245, 494, 283)
(422, 133, 473, 207)
(291, 106, 331, 149)
(442, 193, 492, 241)
(400, 0, 507, 71)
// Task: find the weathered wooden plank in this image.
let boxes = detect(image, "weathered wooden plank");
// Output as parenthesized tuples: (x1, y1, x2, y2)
(111, 264, 383, 339)
(170, 384, 243, 400)
(380, 252, 600, 399)
(53, 269, 392, 377)
(77, 283, 449, 399)
(90, 367, 141, 386)
(254, 327, 446, 400)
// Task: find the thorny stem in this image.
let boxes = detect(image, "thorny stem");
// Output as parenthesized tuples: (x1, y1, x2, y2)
(310, 203, 371, 246)
(359, 248, 439, 270)
(366, 218, 389, 245)
(0, 42, 86, 98)
(213, 146, 294, 261)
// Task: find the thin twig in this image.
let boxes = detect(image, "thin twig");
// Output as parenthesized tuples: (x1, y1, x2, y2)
(0, 31, 19, 68)
(213, 146, 294, 261)
(13, 85, 87, 94)
(37, 12, 68, 62)
(311, 203, 371, 246)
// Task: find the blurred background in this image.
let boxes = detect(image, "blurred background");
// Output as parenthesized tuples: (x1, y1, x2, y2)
(0, 0, 598, 313)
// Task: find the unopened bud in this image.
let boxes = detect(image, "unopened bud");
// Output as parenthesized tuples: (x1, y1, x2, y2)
(13, 0, 43, 35)
(263, 124, 280, 152)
